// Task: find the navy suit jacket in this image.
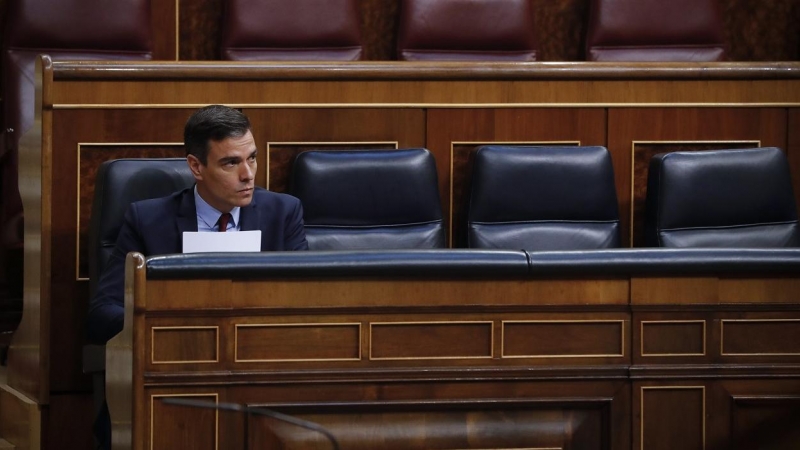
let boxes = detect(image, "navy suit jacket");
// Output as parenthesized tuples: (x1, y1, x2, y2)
(87, 186, 308, 343)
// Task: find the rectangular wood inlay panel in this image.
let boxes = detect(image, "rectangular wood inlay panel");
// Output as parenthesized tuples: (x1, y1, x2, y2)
(151, 327, 218, 364)
(722, 320, 800, 355)
(641, 321, 705, 356)
(151, 394, 217, 450)
(370, 322, 492, 360)
(641, 387, 704, 450)
(236, 323, 360, 362)
(502, 321, 624, 358)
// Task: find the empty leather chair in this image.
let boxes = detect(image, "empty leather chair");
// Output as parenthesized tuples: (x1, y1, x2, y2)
(645, 147, 799, 248)
(397, 0, 537, 61)
(1, 0, 153, 320)
(220, 0, 363, 61)
(467, 146, 620, 251)
(85, 158, 195, 449)
(290, 149, 445, 250)
(585, 0, 726, 61)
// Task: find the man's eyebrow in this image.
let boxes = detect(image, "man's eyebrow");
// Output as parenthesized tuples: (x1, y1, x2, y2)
(248, 149, 258, 158)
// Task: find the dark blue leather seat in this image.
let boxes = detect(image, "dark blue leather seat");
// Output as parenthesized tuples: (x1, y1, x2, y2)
(645, 147, 799, 247)
(290, 149, 445, 250)
(467, 146, 621, 251)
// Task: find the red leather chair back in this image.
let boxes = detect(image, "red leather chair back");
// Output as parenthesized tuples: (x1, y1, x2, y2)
(397, 0, 537, 61)
(1, 0, 153, 286)
(586, 0, 726, 61)
(220, 0, 363, 61)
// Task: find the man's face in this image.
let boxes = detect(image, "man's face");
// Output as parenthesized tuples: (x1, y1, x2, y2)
(188, 130, 257, 213)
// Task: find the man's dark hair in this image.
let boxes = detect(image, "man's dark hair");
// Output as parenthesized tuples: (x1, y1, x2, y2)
(184, 105, 251, 165)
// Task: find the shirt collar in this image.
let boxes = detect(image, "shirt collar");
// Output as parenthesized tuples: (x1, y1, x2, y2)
(194, 185, 240, 231)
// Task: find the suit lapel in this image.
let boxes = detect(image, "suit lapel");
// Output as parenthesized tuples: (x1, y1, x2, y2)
(239, 193, 267, 250)
(176, 188, 198, 252)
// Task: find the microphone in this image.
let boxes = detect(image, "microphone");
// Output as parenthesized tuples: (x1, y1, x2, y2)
(160, 397, 340, 450)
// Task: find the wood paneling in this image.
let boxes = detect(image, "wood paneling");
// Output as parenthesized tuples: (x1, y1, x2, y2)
(638, 386, 705, 450)
(370, 322, 492, 360)
(150, 393, 218, 450)
(236, 323, 360, 362)
(502, 321, 624, 358)
(151, 0, 178, 60)
(151, 327, 218, 363)
(721, 320, 800, 356)
(640, 321, 706, 357)
(178, 0, 222, 61)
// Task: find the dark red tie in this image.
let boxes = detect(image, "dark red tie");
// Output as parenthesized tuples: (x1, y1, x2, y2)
(217, 213, 232, 232)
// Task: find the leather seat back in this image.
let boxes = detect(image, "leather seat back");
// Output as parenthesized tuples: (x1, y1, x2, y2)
(645, 147, 799, 248)
(290, 149, 445, 250)
(585, 0, 726, 61)
(468, 146, 621, 251)
(88, 159, 195, 296)
(220, 0, 363, 61)
(397, 0, 537, 61)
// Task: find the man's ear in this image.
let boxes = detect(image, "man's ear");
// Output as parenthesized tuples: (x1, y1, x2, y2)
(186, 154, 204, 181)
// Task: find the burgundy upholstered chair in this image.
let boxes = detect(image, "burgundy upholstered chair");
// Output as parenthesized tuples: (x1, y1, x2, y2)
(220, 0, 363, 61)
(585, 0, 726, 61)
(0, 0, 153, 324)
(396, 0, 537, 61)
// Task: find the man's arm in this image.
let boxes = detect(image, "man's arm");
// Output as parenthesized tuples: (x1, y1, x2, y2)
(285, 197, 309, 251)
(86, 204, 145, 343)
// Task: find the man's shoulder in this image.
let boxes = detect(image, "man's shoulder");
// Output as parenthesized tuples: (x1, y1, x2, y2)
(131, 188, 191, 212)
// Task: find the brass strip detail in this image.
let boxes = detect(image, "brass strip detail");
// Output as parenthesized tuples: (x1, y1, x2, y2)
(150, 392, 218, 450)
(174, 0, 180, 61)
(150, 326, 219, 364)
(449, 141, 581, 247)
(369, 320, 494, 361)
(53, 102, 800, 109)
(629, 140, 761, 246)
(721, 319, 800, 356)
(500, 320, 625, 358)
(265, 141, 398, 189)
(234, 322, 362, 363)
(640, 386, 705, 450)
(640, 320, 707, 357)
(75, 142, 184, 281)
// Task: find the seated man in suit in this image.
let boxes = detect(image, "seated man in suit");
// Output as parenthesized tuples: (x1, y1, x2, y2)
(87, 104, 308, 344)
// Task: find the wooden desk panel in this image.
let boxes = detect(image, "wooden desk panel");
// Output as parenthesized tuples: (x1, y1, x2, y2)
(106, 254, 800, 450)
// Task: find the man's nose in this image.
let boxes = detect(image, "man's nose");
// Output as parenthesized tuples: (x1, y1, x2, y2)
(240, 162, 254, 181)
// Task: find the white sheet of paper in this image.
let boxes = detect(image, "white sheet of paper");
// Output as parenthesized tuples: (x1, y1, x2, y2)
(182, 230, 262, 253)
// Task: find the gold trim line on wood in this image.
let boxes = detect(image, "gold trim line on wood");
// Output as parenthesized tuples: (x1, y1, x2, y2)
(500, 319, 625, 359)
(640, 386, 705, 450)
(640, 320, 707, 357)
(369, 320, 494, 361)
(52, 102, 800, 109)
(720, 319, 800, 356)
(150, 392, 218, 450)
(265, 141, 399, 189)
(75, 142, 184, 281)
(234, 322, 362, 363)
(174, 0, 180, 61)
(449, 141, 581, 247)
(150, 326, 220, 364)
(628, 140, 761, 247)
